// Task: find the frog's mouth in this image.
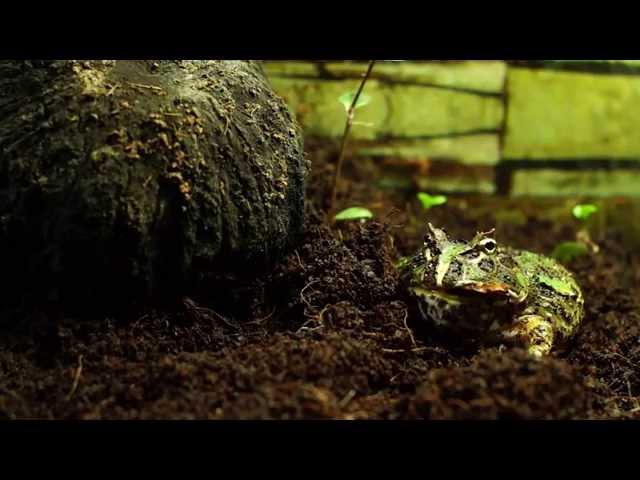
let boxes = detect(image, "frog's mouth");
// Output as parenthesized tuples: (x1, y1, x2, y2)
(452, 281, 514, 297)
(451, 280, 527, 303)
(411, 281, 524, 304)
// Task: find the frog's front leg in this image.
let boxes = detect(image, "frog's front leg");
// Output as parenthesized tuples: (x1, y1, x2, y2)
(500, 313, 554, 357)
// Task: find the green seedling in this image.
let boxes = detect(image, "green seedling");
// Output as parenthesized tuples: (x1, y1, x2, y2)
(417, 192, 447, 210)
(330, 61, 376, 214)
(551, 241, 589, 264)
(334, 206, 374, 222)
(338, 91, 372, 112)
(571, 203, 601, 254)
(572, 204, 598, 222)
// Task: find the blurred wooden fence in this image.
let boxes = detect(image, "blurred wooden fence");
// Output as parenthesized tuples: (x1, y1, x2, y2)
(264, 60, 640, 197)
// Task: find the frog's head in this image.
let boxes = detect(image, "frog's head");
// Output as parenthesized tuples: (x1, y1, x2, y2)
(415, 223, 521, 299)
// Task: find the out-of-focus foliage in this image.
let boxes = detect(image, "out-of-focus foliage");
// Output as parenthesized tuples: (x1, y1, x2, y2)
(551, 241, 589, 264)
(338, 91, 372, 112)
(417, 192, 448, 210)
(334, 207, 374, 222)
(572, 204, 598, 221)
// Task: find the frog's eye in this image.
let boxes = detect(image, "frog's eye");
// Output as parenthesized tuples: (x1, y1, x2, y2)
(478, 238, 497, 253)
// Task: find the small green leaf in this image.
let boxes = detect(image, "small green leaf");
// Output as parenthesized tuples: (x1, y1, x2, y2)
(538, 274, 575, 296)
(551, 241, 589, 264)
(572, 204, 598, 221)
(417, 192, 448, 210)
(396, 256, 410, 270)
(338, 91, 372, 112)
(334, 207, 374, 222)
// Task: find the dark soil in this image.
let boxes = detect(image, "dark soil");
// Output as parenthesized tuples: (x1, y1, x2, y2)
(1, 142, 639, 419)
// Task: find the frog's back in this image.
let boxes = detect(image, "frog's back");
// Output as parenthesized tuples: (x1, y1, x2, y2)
(513, 249, 584, 340)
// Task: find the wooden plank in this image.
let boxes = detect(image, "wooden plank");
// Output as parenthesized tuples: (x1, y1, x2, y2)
(511, 169, 640, 196)
(416, 174, 496, 195)
(263, 61, 507, 93)
(353, 134, 500, 166)
(509, 60, 640, 75)
(263, 62, 320, 77)
(268, 77, 504, 140)
(268, 77, 386, 140)
(503, 68, 640, 160)
(384, 84, 503, 137)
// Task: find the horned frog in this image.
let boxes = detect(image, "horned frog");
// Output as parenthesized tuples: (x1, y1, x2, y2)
(399, 223, 584, 357)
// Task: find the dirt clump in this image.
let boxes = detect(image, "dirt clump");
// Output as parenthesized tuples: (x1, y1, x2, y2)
(391, 348, 591, 420)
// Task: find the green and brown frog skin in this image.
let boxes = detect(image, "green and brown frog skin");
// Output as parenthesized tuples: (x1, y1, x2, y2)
(399, 223, 584, 357)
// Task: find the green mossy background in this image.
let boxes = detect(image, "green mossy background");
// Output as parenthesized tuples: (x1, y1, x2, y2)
(264, 60, 640, 197)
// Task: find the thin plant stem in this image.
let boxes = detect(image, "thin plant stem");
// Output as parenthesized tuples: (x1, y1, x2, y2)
(329, 60, 376, 217)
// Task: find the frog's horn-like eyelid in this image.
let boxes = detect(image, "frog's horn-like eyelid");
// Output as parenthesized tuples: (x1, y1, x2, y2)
(477, 228, 496, 237)
(427, 223, 448, 243)
(472, 228, 496, 244)
(427, 222, 447, 235)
